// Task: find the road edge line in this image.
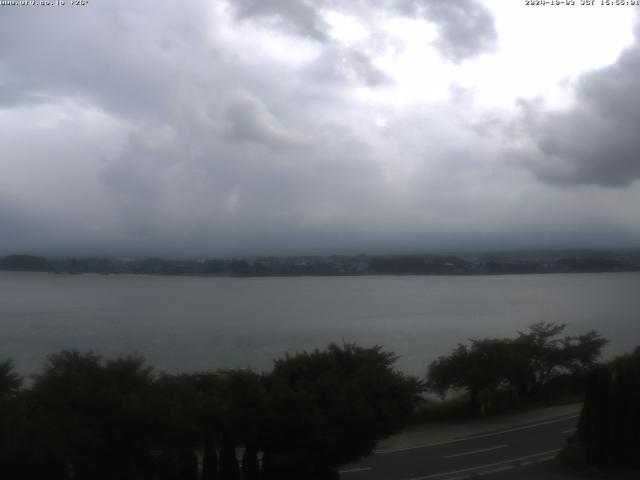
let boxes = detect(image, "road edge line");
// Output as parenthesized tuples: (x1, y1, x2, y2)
(375, 414, 579, 454)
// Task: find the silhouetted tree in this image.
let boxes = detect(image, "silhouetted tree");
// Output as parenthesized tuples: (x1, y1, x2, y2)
(428, 339, 513, 414)
(0, 360, 20, 399)
(0, 360, 29, 478)
(30, 351, 158, 480)
(513, 322, 606, 396)
(262, 344, 422, 477)
(219, 433, 240, 480)
(576, 346, 640, 468)
(176, 448, 199, 480)
(152, 373, 204, 479)
(1, 343, 425, 479)
(202, 432, 219, 480)
(427, 323, 607, 414)
(242, 444, 260, 480)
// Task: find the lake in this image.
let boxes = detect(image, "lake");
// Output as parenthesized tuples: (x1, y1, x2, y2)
(1, 271, 639, 376)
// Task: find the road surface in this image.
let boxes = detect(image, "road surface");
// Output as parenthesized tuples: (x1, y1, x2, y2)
(339, 414, 579, 480)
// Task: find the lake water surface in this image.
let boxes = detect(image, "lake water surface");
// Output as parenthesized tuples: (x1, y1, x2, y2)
(1, 271, 639, 376)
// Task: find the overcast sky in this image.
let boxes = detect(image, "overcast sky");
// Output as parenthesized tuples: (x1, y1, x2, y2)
(1, 0, 640, 257)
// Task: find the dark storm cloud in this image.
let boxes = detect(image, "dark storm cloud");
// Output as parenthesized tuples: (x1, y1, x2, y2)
(397, 0, 498, 62)
(518, 29, 640, 187)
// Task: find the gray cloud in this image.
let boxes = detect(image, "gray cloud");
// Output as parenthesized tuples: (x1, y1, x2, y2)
(231, 0, 498, 77)
(230, 0, 392, 88)
(0, 1, 208, 118)
(96, 110, 391, 255)
(517, 30, 640, 187)
(232, 0, 331, 41)
(0, 195, 44, 251)
(397, 0, 498, 62)
(344, 48, 392, 86)
(0, 0, 639, 257)
(301, 43, 392, 88)
(231, 0, 499, 64)
(224, 94, 308, 148)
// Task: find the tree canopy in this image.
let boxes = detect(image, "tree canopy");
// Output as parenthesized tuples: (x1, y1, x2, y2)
(262, 344, 422, 476)
(0, 344, 422, 480)
(427, 322, 607, 414)
(0, 360, 20, 400)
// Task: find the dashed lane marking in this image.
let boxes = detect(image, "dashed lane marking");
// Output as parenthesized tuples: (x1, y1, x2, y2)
(444, 444, 508, 459)
(339, 467, 373, 474)
(477, 465, 514, 476)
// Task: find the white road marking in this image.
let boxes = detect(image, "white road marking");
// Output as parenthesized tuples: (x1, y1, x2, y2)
(478, 465, 514, 475)
(339, 467, 373, 474)
(444, 444, 508, 459)
(375, 414, 579, 454)
(402, 448, 561, 480)
(562, 428, 576, 434)
(535, 455, 557, 463)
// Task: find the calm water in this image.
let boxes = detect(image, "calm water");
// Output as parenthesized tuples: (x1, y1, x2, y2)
(1, 271, 639, 376)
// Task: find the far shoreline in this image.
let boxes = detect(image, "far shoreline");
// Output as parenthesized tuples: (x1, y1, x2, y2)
(3, 250, 640, 278)
(2, 268, 640, 280)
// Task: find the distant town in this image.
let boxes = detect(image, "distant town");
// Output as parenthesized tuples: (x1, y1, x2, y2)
(2, 250, 640, 276)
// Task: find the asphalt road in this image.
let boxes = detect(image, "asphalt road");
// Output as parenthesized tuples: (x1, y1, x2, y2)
(339, 414, 579, 480)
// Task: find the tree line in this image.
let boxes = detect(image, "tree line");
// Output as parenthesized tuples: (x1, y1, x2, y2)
(0, 344, 421, 480)
(426, 322, 607, 415)
(1, 322, 630, 477)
